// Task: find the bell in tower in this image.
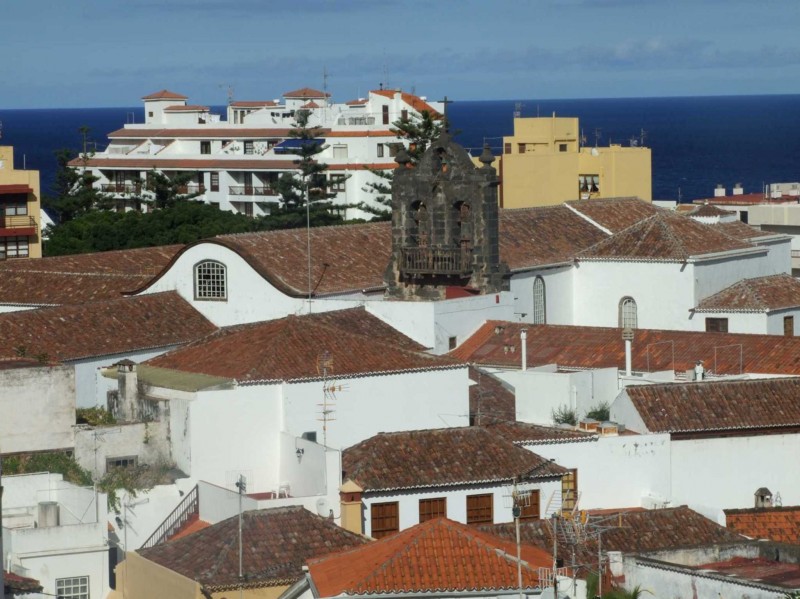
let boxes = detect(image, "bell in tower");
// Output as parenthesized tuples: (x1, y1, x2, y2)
(384, 133, 508, 300)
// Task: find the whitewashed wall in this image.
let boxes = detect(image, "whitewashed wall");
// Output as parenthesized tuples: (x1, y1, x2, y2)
(0, 365, 74, 454)
(511, 266, 574, 325)
(277, 432, 328, 498)
(693, 250, 773, 303)
(610, 390, 654, 434)
(525, 433, 672, 510)
(767, 308, 800, 335)
(74, 421, 171, 479)
(361, 478, 562, 537)
(687, 311, 767, 335)
(755, 237, 792, 275)
(280, 368, 470, 450)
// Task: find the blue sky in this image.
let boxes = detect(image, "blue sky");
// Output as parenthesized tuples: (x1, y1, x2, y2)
(2, 0, 799, 108)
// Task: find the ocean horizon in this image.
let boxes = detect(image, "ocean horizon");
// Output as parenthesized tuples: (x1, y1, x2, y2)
(2, 94, 799, 204)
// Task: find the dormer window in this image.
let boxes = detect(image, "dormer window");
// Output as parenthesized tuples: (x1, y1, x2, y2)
(195, 260, 227, 300)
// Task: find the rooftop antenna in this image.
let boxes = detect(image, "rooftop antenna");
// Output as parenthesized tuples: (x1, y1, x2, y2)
(640, 128, 647, 147)
(513, 102, 523, 119)
(218, 83, 234, 105)
(317, 351, 346, 447)
(382, 51, 389, 90)
(235, 474, 247, 599)
(322, 66, 329, 121)
(593, 128, 602, 148)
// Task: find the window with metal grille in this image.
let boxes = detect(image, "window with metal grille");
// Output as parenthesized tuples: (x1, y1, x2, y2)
(619, 297, 637, 329)
(107, 456, 137, 470)
(561, 469, 578, 515)
(419, 497, 447, 522)
(370, 501, 399, 538)
(329, 174, 347, 192)
(244, 140, 254, 155)
(705, 317, 728, 333)
(210, 172, 219, 192)
(56, 576, 89, 599)
(466, 493, 493, 524)
(533, 277, 546, 324)
(194, 260, 227, 300)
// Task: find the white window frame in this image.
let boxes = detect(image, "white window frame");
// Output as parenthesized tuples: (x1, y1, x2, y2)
(194, 260, 227, 301)
(619, 296, 637, 329)
(532, 276, 546, 324)
(56, 575, 89, 599)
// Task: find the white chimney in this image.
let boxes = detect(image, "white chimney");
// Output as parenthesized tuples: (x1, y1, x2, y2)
(622, 328, 634, 376)
(520, 328, 528, 371)
(714, 184, 726, 197)
(733, 183, 743, 195)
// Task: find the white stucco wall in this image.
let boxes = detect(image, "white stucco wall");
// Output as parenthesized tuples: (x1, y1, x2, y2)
(766, 307, 800, 335)
(688, 311, 767, 335)
(0, 365, 74, 454)
(692, 250, 773, 303)
(609, 390, 650, 434)
(361, 478, 562, 537)
(280, 368, 470, 450)
(525, 433, 672, 511)
(511, 266, 574, 325)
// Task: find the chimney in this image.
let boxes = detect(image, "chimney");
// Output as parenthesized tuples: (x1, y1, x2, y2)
(714, 184, 726, 197)
(754, 487, 773, 508)
(116, 359, 139, 422)
(520, 328, 528, 371)
(622, 328, 634, 376)
(339, 480, 364, 535)
(733, 183, 743, 195)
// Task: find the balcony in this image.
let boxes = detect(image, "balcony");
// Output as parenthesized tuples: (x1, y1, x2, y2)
(175, 184, 206, 195)
(100, 183, 142, 195)
(228, 185, 280, 198)
(401, 246, 473, 277)
(0, 215, 37, 237)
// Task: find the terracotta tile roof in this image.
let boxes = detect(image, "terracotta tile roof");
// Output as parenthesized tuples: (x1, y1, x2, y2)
(138, 506, 368, 591)
(3, 570, 43, 594)
(167, 515, 211, 541)
(690, 203, 735, 217)
(147, 307, 458, 382)
(696, 274, 800, 312)
(469, 366, 516, 426)
(370, 89, 440, 116)
(308, 518, 552, 595)
(724, 506, 800, 543)
(345, 98, 368, 105)
(694, 557, 800, 590)
(106, 127, 296, 139)
(565, 197, 660, 233)
(301, 101, 320, 109)
(484, 421, 596, 444)
(283, 87, 329, 98)
(713, 219, 776, 240)
(482, 506, 746, 569)
(0, 245, 181, 305)
(231, 100, 278, 107)
(625, 377, 800, 434)
(452, 321, 800, 376)
(499, 206, 608, 269)
(163, 105, 209, 112)
(342, 427, 566, 492)
(0, 291, 216, 362)
(693, 193, 792, 206)
(142, 90, 188, 100)
(578, 211, 755, 261)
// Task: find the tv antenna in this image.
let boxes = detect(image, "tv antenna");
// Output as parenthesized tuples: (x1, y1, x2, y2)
(513, 102, 524, 119)
(593, 128, 602, 148)
(218, 83, 235, 105)
(317, 351, 346, 446)
(640, 128, 647, 147)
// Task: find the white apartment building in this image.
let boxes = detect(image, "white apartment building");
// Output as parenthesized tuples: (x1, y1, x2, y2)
(73, 87, 443, 220)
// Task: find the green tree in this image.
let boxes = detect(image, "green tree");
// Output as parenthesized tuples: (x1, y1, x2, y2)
(44, 144, 112, 222)
(277, 109, 333, 209)
(142, 169, 203, 210)
(361, 109, 443, 217)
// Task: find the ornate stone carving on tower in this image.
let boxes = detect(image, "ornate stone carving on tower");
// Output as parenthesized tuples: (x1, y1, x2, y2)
(384, 133, 508, 300)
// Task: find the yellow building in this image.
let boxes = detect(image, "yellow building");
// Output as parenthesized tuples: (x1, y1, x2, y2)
(495, 116, 652, 208)
(0, 146, 42, 258)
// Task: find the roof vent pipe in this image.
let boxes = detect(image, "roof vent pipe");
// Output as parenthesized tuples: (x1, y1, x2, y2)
(521, 328, 528, 371)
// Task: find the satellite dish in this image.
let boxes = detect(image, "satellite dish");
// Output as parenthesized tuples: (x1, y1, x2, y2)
(316, 497, 331, 516)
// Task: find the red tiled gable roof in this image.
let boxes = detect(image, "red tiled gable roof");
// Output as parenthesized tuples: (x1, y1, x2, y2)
(142, 90, 188, 100)
(370, 89, 440, 116)
(469, 366, 516, 426)
(283, 87, 329, 98)
(691, 203, 735, 217)
(0, 245, 182, 305)
(164, 105, 209, 112)
(301, 101, 320, 109)
(346, 98, 368, 105)
(713, 219, 777, 241)
(308, 518, 552, 595)
(0, 291, 216, 362)
(146, 307, 458, 382)
(693, 193, 792, 206)
(138, 506, 368, 591)
(3, 570, 43, 594)
(565, 197, 660, 233)
(485, 421, 596, 444)
(106, 127, 297, 139)
(578, 211, 755, 261)
(724, 506, 800, 544)
(482, 506, 746, 569)
(625, 377, 800, 434)
(343, 427, 566, 492)
(693, 557, 800, 590)
(231, 100, 278, 107)
(452, 321, 800, 376)
(696, 274, 800, 312)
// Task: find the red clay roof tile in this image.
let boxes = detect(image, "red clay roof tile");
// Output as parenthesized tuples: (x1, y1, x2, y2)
(724, 506, 800, 543)
(713, 220, 776, 241)
(283, 87, 329, 98)
(696, 274, 800, 312)
(469, 366, 516, 426)
(565, 197, 660, 233)
(142, 90, 188, 100)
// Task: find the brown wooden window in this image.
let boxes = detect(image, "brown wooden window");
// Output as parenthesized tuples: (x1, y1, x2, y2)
(785, 315, 794, 337)
(504, 142, 512, 154)
(561, 469, 578, 515)
(210, 172, 219, 192)
(705, 317, 729, 333)
(377, 144, 385, 158)
(401, 109, 408, 121)
(518, 143, 526, 153)
(371, 501, 399, 538)
(200, 141, 211, 155)
(519, 489, 541, 520)
(419, 497, 447, 522)
(382, 105, 389, 125)
(466, 493, 493, 524)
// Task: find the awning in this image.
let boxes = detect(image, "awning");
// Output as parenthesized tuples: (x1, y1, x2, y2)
(0, 184, 32, 195)
(273, 138, 326, 153)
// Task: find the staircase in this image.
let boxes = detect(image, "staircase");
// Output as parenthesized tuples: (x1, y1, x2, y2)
(141, 485, 199, 549)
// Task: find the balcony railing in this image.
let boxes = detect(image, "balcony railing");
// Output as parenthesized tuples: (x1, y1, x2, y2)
(228, 185, 279, 197)
(176, 184, 206, 195)
(0, 215, 37, 230)
(401, 246, 473, 276)
(101, 183, 142, 194)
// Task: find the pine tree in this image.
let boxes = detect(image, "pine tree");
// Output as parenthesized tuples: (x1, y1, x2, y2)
(44, 143, 113, 222)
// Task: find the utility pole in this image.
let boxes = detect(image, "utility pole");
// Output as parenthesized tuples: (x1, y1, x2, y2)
(235, 474, 247, 599)
(552, 513, 559, 598)
(0, 451, 4, 597)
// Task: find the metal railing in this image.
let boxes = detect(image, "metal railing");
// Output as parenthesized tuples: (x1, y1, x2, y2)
(176, 184, 206, 195)
(100, 183, 142, 194)
(0, 215, 37, 230)
(141, 484, 199, 549)
(401, 246, 473, 276)
(228, 185, 279, 197)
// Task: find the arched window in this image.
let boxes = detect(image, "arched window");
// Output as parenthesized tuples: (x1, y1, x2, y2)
(619, 297, 637, 329)
(194, 260, 227, 300)
(532, 276, 546, 324)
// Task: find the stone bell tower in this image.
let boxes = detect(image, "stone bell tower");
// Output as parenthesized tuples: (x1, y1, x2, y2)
(384, 132, 508, 300)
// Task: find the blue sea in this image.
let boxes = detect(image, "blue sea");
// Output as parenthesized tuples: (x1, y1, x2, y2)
(2, 95, 799, 203)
